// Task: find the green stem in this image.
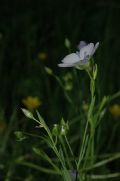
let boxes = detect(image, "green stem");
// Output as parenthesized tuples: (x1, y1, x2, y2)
(83, 70, 96, 168)
(64, 135, 77, 167)
(81, 152, 120, 171)
(16, 161, 61, 175)
(59, 136, 72, 168)
(90, 125, 95, 166)
(89, 173, 120, 179)
(77, 119, 89, 170)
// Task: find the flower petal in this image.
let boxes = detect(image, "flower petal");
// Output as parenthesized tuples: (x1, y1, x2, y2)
(79, 43, 94, 60)
(62, 53, 80, 64)
(58, 63, 75, 67)
(85, 43, 94, 55)
(77, 41, 87, 50)
(91, 42, 99, 55)
(58, 41, 99, 68)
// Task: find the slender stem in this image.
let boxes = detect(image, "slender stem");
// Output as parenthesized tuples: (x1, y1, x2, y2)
(77, 119, 89, 169)
(16, 161, 61, 175)
(64, 135, 77, 166)
(54, 75, 73, 104)
(59, 136, 72, 168)
(90, 126, 95, 165)
(89, 71, 96, 164)
(81, 152, 120, 171)
(84, 70, 96, 168)
(109, 90, 120, 102)
(64, 135, 74, 157)
(89, 173, 120, 179)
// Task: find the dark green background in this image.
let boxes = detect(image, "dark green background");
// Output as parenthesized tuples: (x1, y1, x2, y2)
(0, 0, 120, 113)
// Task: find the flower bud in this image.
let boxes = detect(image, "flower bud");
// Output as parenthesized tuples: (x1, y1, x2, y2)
(45, 67, 53, 75)
(52, 124, 60, 136)
(21, 108, 34, 119)
(64, 38, 71, 49)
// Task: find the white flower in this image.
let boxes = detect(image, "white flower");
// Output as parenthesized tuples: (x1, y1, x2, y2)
(58, 41, 99, 68)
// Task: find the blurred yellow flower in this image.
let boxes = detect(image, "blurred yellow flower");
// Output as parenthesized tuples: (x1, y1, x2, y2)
(82, 102, 89, 112)
(109, 104, 120, 118)
(38, 52, 47, 60)
(22, 96, 42, 110)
